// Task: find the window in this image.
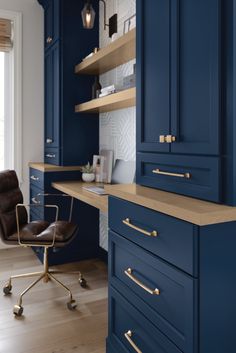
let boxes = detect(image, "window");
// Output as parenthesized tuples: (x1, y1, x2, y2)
(0, 10, 22, 180)
(0, 51, 4, 170)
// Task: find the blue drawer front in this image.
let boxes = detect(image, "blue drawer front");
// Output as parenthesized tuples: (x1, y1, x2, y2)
(30, 184, 58, 222)
(30, 184, 45, 217)
(44, 148, 60, 165)
(29, 168, 44, 189)
(108, 286, 182, 353)
(137, 153, 221, 202)
(30, 207, 44, 222)
(109, 197, 198, 276)
(109, 231, 197, 353)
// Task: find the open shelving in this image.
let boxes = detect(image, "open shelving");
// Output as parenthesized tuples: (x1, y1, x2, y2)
(75, 28, 136, 76)
(75, 87, 136, 114)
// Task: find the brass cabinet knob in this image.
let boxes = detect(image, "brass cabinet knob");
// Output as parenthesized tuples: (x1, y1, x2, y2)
(159, 135, 176, 143)
(159, 135, 166, 143)
(46, 37, 53, 44)
(46, 138, 53, 144)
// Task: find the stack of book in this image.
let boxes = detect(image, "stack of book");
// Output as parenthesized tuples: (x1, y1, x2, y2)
(99, 85, 116, 98)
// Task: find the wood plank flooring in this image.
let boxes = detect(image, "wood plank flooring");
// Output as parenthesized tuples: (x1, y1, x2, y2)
(0, 247, 108, 353)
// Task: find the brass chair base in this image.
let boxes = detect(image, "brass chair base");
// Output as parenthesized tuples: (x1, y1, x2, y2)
(3, 247, 87, 317)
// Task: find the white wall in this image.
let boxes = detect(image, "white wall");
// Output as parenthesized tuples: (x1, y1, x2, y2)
(0, 0, 44, 201)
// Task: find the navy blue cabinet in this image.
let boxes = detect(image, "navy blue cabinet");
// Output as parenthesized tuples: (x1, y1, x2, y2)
(44, 0, 60, 50)
(137, 0, 220, 155)
(136, 0, 170, 154)
(45, 41, 60, 149)
(169, 0, 220, 156)
(107, 196, 236, 353)
(29, 167, 100, 265)
(39, 0, 99, 166)
(136, 0, 228, 203)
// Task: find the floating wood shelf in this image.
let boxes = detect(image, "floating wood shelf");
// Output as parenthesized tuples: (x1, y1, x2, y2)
(75, 87, 136, 114)
(75, 29, 136, 75)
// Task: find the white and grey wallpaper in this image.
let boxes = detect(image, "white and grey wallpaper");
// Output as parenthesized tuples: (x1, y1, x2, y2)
(99, 0, 136, 250)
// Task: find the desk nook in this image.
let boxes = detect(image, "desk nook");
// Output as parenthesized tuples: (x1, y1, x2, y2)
(25, 1, 236, 353)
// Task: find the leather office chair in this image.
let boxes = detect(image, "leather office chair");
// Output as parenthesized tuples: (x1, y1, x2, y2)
(0, 170, 87, 316)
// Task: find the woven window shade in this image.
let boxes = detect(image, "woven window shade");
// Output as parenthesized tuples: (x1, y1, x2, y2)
(0, 19, 12, 52)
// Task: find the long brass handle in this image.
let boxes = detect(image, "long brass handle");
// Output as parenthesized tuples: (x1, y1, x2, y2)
(31, 197, 40, 205)
(124, 331, 142, 353)
(30, 175, 39, 181)
(152, 168, 191, 179)
(122, 218, 158, 237)
(124, 268, 160, 295)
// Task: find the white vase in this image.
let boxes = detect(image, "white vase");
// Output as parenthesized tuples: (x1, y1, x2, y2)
(82, 173, 95, 182)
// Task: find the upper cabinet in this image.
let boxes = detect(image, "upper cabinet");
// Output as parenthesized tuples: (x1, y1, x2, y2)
(137, 0, 170, 154)
(45, 41, 60, 149)
(38, 0, 99, 166)
(44, 0, 60, 50)
(137, 0, 236, 205)
(170, 0, 220, 155)
(137, 0, 220, 155)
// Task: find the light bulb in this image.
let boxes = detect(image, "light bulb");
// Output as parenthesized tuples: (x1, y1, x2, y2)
(81, 2, 96, 29)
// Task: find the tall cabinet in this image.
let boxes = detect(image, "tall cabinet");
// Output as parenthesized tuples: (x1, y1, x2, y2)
(39, 0, 99, 166)
(32, 0, 100, 265)
(136, 0, 236, 205)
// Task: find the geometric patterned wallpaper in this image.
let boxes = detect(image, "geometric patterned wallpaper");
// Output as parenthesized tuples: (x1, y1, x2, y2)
(99, 0, 136, 250)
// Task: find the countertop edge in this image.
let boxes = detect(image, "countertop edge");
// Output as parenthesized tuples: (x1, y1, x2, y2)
(29, 162, 82, 173)
(104, 184, 236, 226)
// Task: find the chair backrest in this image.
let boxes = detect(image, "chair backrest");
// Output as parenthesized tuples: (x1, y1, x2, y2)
(0, 170, 27, 241)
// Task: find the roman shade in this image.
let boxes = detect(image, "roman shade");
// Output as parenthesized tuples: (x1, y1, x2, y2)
(0, 18, 12, 52)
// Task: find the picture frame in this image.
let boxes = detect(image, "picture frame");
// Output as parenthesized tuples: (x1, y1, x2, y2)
(123, 14, 136, 34)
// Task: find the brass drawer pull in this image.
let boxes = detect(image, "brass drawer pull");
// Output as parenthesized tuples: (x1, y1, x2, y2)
(124, 331, 142, 353)
(46, 153, 56, 158)
(124, 268, 160, 295)
(30, 175, 39, 181)
(152, 168, 191, 179)
(46, 138, 53, 144)
(122, 218, 158, 237)
(31, 197, 40, 205)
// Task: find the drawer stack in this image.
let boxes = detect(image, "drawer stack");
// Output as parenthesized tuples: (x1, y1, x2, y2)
(107, 197, 198, 353)
(29, 167, 100, 265)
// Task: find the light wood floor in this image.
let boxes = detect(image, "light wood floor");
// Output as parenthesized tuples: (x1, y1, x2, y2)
(0, 247, 108, 353)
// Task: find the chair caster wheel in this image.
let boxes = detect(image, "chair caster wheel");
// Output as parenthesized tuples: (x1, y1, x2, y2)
(79, 278, 87, 288)
(13, 305, 24, 316)
(3, 284, 12, 295)
(67, 300, 77, 311)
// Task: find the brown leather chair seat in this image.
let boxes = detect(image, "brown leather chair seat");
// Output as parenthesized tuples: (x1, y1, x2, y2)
(37, 221, 78, 245)
(7, 220, 78, 246)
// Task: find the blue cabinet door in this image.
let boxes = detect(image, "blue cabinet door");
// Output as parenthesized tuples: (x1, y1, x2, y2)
(45, 41, 60, 151)
(44, 0, 60, 50)
(136, 0, 170, 153)
(137, 0, 221, 156)
(170, 0, 221, 155)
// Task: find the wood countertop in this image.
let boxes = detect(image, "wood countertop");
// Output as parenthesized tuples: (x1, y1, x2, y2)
(104, 184, 236, 226)
(29, 163, 82, 173)
(52, 181, 108, 213)
(51, 180, 236, 226)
